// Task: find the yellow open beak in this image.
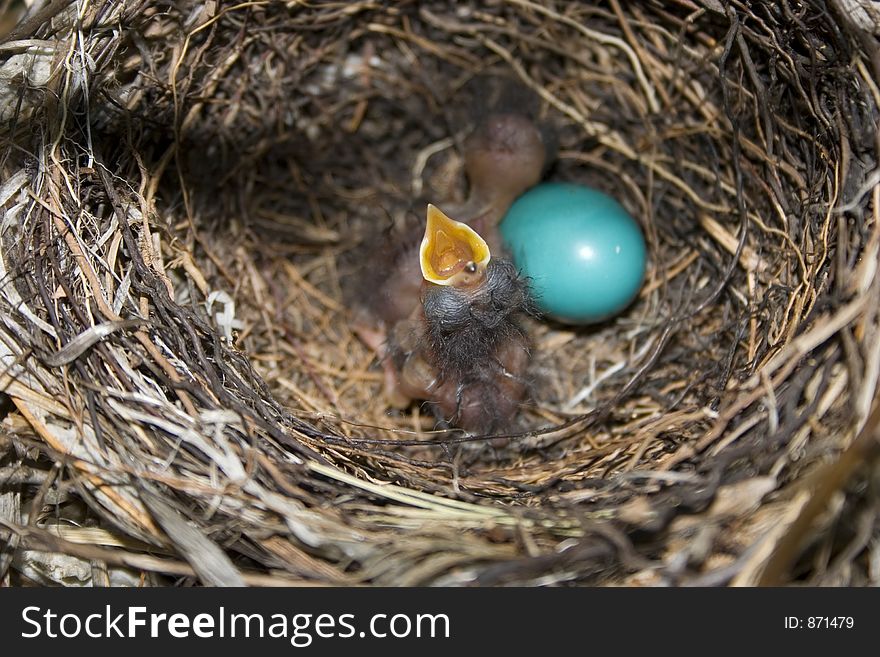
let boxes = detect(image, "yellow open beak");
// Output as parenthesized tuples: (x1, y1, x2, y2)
(420, 204, 491, 286)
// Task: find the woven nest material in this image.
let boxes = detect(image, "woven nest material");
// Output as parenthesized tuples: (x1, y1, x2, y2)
(1, 0, 879, 587)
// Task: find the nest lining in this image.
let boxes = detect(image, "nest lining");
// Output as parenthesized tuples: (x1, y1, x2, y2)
(1, 0, 879, 586)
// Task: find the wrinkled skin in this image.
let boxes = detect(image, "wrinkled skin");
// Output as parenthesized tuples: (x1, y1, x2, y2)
(354, 112, 551, 433)
(388, 260, 533, 434)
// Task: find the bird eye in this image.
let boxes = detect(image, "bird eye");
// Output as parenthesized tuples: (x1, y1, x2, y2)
(464, 261, 477, 274)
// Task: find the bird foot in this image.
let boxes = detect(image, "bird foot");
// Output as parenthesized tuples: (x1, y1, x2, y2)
(352, 321, 413, 410)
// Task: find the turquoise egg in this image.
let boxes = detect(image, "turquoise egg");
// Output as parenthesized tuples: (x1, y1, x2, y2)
(500, 182, 646, 324)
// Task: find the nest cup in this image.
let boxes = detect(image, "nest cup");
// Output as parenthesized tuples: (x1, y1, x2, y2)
(1, 1, 879, 586)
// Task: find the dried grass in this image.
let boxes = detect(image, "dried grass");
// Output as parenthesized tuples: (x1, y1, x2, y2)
(1, 0, 879, 586)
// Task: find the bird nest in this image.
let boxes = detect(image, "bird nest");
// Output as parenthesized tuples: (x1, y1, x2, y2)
(1, 0, 879, 586)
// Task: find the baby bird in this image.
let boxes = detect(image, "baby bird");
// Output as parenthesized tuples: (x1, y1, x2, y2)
(386, 205, 533, 434)
(363, 111, 550, 330)
(460, 110, 550, 247)
(351, 109, 552, 433)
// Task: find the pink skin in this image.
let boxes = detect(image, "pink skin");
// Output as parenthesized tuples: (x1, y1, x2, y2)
(357, 113, 547, 430)
(352, 321, 412, 409)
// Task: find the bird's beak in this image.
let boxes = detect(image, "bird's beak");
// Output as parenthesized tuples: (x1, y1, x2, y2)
(420, 204, 491, 286)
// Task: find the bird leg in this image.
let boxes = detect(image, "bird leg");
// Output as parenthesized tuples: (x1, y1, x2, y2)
(347, 108, 551, 432)
(351, 319, 412, 409)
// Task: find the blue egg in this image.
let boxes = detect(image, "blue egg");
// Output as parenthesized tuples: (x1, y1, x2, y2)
(500, 182, 646, 324)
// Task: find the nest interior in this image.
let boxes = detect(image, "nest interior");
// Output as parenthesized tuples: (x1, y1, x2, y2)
(1, 0, 880, 586)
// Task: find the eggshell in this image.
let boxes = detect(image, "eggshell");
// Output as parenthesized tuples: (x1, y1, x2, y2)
(500, 182, 646, 324)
